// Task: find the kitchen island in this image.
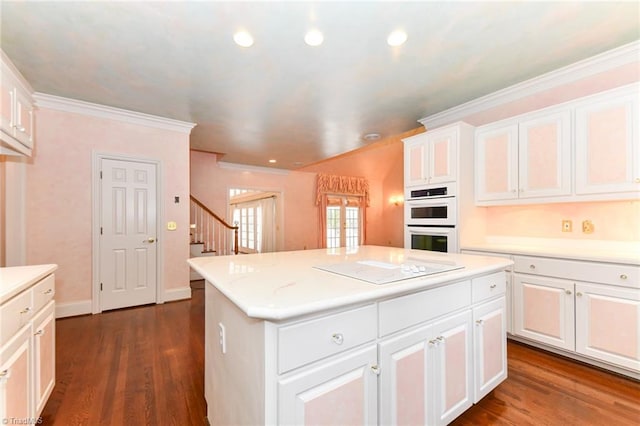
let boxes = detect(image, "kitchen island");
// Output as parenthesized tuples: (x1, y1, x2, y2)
(188, 246, 512, 426)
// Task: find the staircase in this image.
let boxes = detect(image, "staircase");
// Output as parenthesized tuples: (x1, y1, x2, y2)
(190, 195, 239, 280)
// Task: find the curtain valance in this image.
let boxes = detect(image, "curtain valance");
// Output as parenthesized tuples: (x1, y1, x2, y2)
(315, 173, 370, 206)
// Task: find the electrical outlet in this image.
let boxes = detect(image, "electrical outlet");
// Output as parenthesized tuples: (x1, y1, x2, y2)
(218, 322, 226, 354)
(562, 220, 572, 232)
(582, 220, 594, 234)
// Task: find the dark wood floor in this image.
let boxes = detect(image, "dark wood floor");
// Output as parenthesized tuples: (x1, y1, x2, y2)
(42, 283, 640, 425)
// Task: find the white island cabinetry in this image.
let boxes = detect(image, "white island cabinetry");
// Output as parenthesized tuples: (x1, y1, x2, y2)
(0, 264, 57, 421)
(190, 246, 511, 426)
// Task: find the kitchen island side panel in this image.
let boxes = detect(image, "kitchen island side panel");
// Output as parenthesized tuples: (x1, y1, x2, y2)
(205, 282, 266, 425)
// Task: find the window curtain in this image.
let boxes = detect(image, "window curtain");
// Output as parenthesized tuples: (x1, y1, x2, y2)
(316, 173, 369, 248)
(259, 196, 276, 253)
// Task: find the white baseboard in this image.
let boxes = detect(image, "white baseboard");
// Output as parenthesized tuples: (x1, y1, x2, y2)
(56, 300, 92, 318)
(165, 286, 192, 302)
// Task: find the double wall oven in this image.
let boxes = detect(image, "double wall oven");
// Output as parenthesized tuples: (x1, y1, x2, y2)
(404, 184, 458, 253)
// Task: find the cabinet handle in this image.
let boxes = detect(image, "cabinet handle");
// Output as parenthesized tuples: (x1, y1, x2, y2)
(370, 365, 381, 375)
(20, 307, 31, 314)
(0, 370, 9, 380)
(476, 319, 484, 325)
(44, 289, 54, 295)
(331, 333, 344, 345)
(17, 126, 26, 132)
(529, 264, 536, 270)
(620, 274, 628, 280)
(576, 292, 583, 297)
(428, 339, 437, 347)
(490, 284, 497, 289)
(565, 290, 572, 295)
(436, 336, 444, 343)
(34, 329, 44, 336)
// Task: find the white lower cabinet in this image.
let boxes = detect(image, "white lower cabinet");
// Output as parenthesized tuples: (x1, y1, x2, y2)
(575, 282, 640, 372)
(473, 297, 507, 403)
(0, 271, 56, 421)
(278, 345, 378, 426)
(513, 274, 575, 351)
(379, 310, 473, 426)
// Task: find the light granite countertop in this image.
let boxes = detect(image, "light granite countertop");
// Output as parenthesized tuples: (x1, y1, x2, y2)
(187, 245, 512, 321)
(0, 264, 58, 304)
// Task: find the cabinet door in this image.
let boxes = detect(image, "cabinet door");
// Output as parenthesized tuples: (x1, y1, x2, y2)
(575, 283, 640, 372)
(513, 274, 575, 350)
(32, 301, 56, 417)
(0, 326, 32, 421)
(431, 310, 473, 426)
(13, 88, 34, 149)
(518, 109, 571, 199)
(427, 127, 457, 184)
(378, 323, 432, 426)
(575, 91, 639, 195)
(0, 77, 13, 136)
(278, 345, 378, 426)
(475, 123, 519, 202)
(404, 134, 428, 188)
(473, 297, 507, 403)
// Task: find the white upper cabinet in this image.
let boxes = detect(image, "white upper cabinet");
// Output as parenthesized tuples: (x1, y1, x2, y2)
(574, 86, 639, 197)
(1, 50, 34, 156)
(476, 107, 571, 204)
(475, 83, 639, 205)
(404, 125, 458, 188)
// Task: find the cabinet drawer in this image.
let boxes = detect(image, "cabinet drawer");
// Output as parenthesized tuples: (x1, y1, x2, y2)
(379, 280, 471, 337)
(33, 274, 55, 313)
(278, 304, 377, 374)
(514, 256, 639, 288)
(472, 271, 506, 303)
(0, 290, 33, 346)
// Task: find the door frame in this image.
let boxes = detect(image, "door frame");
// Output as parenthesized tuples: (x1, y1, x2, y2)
(91, 152, 164, 314)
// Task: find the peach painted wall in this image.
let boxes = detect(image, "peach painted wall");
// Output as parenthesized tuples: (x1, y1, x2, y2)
(485, 200, 640, 242)
(190, 150, 318, 251)
(26, 107, 191, 306)
(299, 127, 424, 248)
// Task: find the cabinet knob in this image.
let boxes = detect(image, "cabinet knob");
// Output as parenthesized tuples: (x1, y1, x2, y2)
(44, 289, 54, 295)
(0, 370, 9, 380)
(620, 274, 628, 280)
(20, 307, 31, 314)
(565, 290, 572, 295)
(576, 292, 583, 297)
(490, 284, 497, 289)
(529, 264, 536, 270)
(331, 333, 344, 345)
(34, 329, 44, 336)
(370, 365, 381, 375)
(476, 319, 484, 325)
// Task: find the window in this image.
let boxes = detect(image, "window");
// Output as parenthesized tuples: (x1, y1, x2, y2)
(326, 196, 362, 248)
(230, 188, 279, 253)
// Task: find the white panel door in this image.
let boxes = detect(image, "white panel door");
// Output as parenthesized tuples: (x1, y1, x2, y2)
(100, 158, 157, 311)
(427, 126, 457, 185)
(473, 297, 507, 403)
(475, 122, 519, 202)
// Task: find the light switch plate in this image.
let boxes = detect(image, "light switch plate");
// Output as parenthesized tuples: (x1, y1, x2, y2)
(167, 221, 177, 231)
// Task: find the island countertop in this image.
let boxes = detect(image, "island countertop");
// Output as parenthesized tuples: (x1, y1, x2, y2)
(0, 263, 58, 304)
(187, 245, 512, 321)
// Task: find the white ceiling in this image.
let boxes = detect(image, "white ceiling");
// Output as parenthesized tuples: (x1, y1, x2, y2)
(1, 1, 638, 169)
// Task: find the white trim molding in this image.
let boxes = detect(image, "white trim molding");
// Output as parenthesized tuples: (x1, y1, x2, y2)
(33, 93, 197, 134)
(218, 161, 291, 175)
(419, 40, 640, 130)
(164, 286, 192, 303)
(56, 300, 92, 318)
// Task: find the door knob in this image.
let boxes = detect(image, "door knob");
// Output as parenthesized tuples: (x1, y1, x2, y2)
(144, 238, 156, 243)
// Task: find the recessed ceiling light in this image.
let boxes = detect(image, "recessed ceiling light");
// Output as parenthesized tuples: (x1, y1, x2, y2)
(363, 133, 381, 142)
(387, 30, 407, 47)
(234, 31, 254, 48)
(268, 159, 277, 164)
(304, 29, 324, 46)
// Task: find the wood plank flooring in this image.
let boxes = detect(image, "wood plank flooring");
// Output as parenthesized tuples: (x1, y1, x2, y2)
(41, 283, 640, 425)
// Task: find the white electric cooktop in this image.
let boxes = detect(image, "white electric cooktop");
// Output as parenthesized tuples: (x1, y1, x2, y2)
(314, 258, 464, 285)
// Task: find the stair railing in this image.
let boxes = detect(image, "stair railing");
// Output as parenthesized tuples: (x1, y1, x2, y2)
(190, 195, 239, 255)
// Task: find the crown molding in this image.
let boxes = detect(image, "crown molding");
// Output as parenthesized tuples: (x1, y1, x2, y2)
(33, 93, 196, 134)
(419, 40, 640, 130)
(218, 161, 291, 175)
